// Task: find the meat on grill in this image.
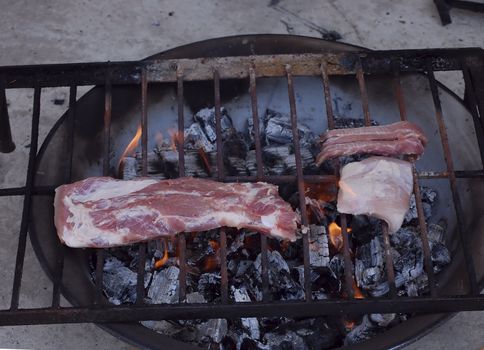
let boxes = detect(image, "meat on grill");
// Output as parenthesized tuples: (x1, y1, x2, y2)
(337, 156, 413, 233)
(54, 177, 299, 248)
(316, 121, 427, 165)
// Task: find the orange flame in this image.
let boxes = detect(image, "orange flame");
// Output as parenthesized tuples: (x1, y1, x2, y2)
(202, 240, 220, 272)
(198, 147, 212, 176)
(118, 124, 142, 172)
(168, 129, 183, 151)
(344, 320, 356, 330)
(154, 239, 169, 269)
(304, 182, 338, 202)
(352, 280, 365, 299)
(328, 222, 352, 252)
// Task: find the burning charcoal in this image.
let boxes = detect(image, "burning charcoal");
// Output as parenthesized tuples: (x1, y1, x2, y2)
(147, 266, 179, 304)
(262, 109, 314, 147)
(197, 318, 228, 343)
(194, 107, 234, 143)
(119, 152, 165, 180)
(344, 315, 378, 345)
(101, 256, 141, 305)
(263, 330, 307, 350)
(355, 237, 384, 291)
(404, 187, 437, 223)
(232, 286, 260, 340)
(254, 250, 304, 300)
(329, 254, 345, 279)
(309, 225, 330, 267)
(198, 272, 221, 302)
(119, 157, 138, 180)
(184, 122, 215, 152)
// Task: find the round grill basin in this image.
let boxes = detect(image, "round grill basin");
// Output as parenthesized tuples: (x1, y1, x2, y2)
(29, 35, 484, 349)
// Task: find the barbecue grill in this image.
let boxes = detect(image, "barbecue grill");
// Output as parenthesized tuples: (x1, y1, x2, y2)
(1, 35, 484, 349)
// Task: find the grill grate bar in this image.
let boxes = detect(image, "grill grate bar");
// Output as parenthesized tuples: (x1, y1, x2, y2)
(427, 61, 479, 295)
(3, 296, 484, 325)
(321, 63, 354, 298)
(286, 65, 312, 301)
(214, 69, 229, 303)
(135, 67, 149, 305)
(10, 84, 41, 310)
(0, 80, 15, 153)
(249, 67, 271, 301)
(176, 68, 187, 302)
(461, 61, 484, 163)
(52, 85, 77, 308)
(357, 67, 398, 297)
(392, 68, 438, 297)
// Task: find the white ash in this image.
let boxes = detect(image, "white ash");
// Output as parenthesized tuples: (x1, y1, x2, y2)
(146, 266, 179, 304)
(309, 225, 330, 267)
(231, 286, 261, 340)
(263, 330, 307, 350)
(197, 318, 228, 343)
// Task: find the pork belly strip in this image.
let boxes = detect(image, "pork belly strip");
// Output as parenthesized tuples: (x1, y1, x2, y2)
(54, 177, 299, 248)
(337, 156, 413, 234)
(315, 137, 425, 165)
(320, 121, 428, 146)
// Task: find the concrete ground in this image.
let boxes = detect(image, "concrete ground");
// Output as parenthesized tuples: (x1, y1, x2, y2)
(0, 0, 483, 349)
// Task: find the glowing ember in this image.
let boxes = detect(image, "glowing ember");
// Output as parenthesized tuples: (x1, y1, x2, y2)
(352, 280, 365, 299)
(197, 147, 212, 176)
(203, 240, 220, 272)
(118, 124, 142, 171)
(344, 320, 356, 330)
(304, 182, 338, 202)
(168, 129, 183, 151)
(154, 239, 169, 269)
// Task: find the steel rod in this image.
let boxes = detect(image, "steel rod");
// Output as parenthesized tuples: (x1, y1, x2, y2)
(321, 63, 354, 298)
(10, 84, 41, 310)
(249, 66, 271, 301)
(286, 65, 311, 301)
(427, 62, 479, 295)
(2, 296, 484, 325)
(0, 80, 15, 153)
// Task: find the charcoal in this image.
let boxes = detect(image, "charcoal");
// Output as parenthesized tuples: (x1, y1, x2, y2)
(101, 256, 150, 305)
(247, 145, 314, 176)
(186, 291, 207, 303)
(147, 266, 179, 304)
(355, 237, 384, 290)
(309, 225, 330, 267)
(306, 198, 326, 224)
(194, 107, 234, 143)
(263, 109, 314, 147)
(329, 254, 345, 279)
(239, 335, 268, 350)
(369, 313, 395, 327)
(333, 117, 378, 129)
(344, 315, 378, 345)
(184, 122, 215, 152)
(430, 242, 451, 272)
(263, 330, 307, 350)
(197, 318, 228, 343)
(254, 250, 304, 300)
(141, 320, 183, 337)
(232, 286, 260, 339)
(350, 215, 383, 244)
(404, 187, 437, 223)
(198, 272, 221, 302)
(427, 220, 447, 244)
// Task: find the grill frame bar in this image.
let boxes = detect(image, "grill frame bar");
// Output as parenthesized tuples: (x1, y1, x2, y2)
(0, 47, 483, 326)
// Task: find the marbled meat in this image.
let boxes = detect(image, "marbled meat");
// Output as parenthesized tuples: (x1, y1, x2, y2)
(55, 177, 300, 247)
(316, 121, 427, 165)
(337, 156, 413, 233)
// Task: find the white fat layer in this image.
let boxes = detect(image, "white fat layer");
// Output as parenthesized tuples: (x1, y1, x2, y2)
(72, 179, 157, 202)
(338, 157, 413, 233)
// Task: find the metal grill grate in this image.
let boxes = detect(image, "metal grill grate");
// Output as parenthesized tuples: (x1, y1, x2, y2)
(0, 48, 484, 325)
